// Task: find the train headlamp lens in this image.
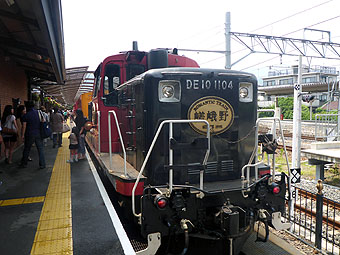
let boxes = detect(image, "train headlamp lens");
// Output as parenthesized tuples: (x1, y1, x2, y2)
(239, 82, 253, 102)
(159, 80, 181, 102)
(162, 85, 175, 98)
(239, 87, 248, 98)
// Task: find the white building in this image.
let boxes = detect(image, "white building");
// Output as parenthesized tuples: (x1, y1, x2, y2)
(259, 65, 339, 108)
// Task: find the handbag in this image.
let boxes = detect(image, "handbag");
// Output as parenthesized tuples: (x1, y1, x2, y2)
(62, 122, 70, 133)
(2, 116, 17, 135)
(38, 110, 52, 139)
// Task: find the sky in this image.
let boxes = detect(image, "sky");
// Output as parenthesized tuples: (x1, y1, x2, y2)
(61, 0, 340, 81)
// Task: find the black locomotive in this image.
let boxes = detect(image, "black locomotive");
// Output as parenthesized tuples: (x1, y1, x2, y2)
(110, 66, 290, 254)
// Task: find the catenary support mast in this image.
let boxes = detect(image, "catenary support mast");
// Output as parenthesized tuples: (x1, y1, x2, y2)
(225, 12, 231, 69)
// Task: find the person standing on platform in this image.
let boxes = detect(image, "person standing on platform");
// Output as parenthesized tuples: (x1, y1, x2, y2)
(50, 107, 63, 148)
(19, 101, 45, 169)
(67, 127, 79, 163)
(75, 109, 87, 160)
(40, 106, 49, 146)
(17, 105, 32, 162)
(2, 105, 18, 164)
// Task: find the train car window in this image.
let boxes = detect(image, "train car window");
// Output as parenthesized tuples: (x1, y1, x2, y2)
(93, 65, 102, 98)
(126, 64, 145, 80)
(103, 64, 120, 95)
(102, 63, 120, 106)
(94, 77, 101, 98)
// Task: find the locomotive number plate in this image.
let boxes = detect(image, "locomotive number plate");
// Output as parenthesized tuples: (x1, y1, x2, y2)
(187, 96, 234, 135)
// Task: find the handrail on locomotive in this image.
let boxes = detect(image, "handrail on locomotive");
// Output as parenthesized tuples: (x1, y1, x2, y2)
(108, 110, 127, 177)
(132, 119, 211, 218)
(241, 116, 290, 192)
(131, 116, 292, 219)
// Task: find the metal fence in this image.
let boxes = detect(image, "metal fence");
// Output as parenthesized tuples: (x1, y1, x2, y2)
(284, 184, 340, 254)
(315, 114, 340, 141)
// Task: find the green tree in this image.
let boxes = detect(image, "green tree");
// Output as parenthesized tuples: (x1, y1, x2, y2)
(258, 105, 275, 118)
(278, 97, 293, 119)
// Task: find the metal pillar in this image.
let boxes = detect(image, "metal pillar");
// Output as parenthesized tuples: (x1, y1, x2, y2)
(292, 55, 302, 171)
(315, 180, 324, 249)
(289, 56, 303, 226)
(225, 12, 231, 69)
(315, 164, 325, 181)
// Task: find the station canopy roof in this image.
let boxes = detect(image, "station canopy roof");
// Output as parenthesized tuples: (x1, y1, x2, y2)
(259, 81, 340, 96)
(39, 66, 94, 105)
(0, 0, 65, 83)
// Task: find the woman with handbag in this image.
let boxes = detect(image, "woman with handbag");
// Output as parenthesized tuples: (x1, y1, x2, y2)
(1, 105, 18, 164)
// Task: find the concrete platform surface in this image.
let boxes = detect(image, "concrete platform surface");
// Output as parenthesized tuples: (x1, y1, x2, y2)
(0, 136, 124, 255)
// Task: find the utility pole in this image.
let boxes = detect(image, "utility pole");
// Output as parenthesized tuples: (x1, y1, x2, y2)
(225, 12, 231, 69)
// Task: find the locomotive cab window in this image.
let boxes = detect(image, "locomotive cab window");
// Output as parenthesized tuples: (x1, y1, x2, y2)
(102, 63, 120, 106)
(93, 65, 102, 98)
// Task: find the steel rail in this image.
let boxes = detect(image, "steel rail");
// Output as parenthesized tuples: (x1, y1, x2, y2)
(297, 188, 340, 211)
(293, 203, 340, 230)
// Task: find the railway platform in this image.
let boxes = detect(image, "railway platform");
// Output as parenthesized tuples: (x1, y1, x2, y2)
(302, 141, 340, 180)
(0, 134, 128, 255)
(0, 133, 304, 255)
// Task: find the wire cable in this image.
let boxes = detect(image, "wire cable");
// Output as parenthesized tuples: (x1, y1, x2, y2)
(240, 15, 340, 71)
(250, 0, 334, 33)
(204, 0, 335, 49)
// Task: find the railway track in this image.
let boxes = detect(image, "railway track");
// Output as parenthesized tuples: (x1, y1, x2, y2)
(294, 187, 340, 230)
(288, 188, 340, 231)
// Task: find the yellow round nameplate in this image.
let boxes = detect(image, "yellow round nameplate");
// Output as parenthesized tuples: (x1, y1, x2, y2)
(187, 96, 234, 135)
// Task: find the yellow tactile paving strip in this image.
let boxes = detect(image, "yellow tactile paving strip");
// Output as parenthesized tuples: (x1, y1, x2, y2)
(0, 196, 45, 206)
(31, 134, 73, 255)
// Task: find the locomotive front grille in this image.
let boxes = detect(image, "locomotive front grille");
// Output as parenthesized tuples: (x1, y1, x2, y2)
(205, 161, 218, 174)
(221, 160, 234, 172)
(188, 163, 201, 175)
(187, 161, 234, 175)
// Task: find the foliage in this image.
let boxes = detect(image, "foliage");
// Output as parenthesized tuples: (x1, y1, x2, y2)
(312, 107, 338, 121)
(43, 97, 63, 109)
(278, 97, 294, 119)
(269, 97, 337, 121)
(328, 163, 340, 176)
(258, 105, 275, 118)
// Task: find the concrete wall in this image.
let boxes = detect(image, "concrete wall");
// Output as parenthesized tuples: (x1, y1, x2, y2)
(0, 56, 28, 113)
(0, 55, 29, 155)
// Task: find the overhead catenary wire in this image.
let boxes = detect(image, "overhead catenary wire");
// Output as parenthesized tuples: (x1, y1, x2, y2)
(240, 15, 340, 71)
(201, 0, 335, 49)
(200, 0, 337, 66)
(174, 24, 224, 46)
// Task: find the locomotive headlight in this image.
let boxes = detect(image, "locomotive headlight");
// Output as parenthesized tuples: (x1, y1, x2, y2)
(159, 80, 181, 102)
(239, 82, 253, 102)
(162, 85, 175, 98)
(239, 87, 248, 98)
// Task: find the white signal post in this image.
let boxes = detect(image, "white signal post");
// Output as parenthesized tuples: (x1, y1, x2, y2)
(289, 55, 303, 224)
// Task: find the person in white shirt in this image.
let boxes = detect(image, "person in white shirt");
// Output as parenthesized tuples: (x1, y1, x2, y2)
(1, 105, 18, 164)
